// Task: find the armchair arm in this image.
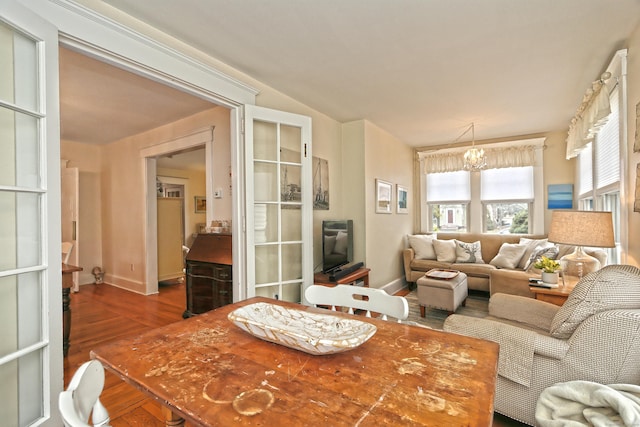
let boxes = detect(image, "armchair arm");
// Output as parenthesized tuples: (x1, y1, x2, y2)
(489, 293, 560, 332)
(444, 314, 567, 387)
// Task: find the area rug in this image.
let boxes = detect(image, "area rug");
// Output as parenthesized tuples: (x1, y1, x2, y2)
(404, 290, 489, 330)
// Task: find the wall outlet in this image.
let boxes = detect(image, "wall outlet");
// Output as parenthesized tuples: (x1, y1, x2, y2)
(213, 188, 223, 198)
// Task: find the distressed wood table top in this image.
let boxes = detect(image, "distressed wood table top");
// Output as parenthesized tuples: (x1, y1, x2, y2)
(91, 297, 498, 427)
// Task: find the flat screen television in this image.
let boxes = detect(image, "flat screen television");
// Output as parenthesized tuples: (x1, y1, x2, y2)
(322, 220, 354, 273)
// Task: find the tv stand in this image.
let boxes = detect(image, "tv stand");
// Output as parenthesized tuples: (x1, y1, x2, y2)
(314, 266, 370, 288)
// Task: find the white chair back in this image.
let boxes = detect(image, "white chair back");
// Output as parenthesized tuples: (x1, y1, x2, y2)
(62, 241, 74, 264)
(59, 360, 111, 427)
(305, 284, 409, 322)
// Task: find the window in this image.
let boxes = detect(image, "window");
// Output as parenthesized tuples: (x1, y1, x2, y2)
(481, 167, 533, 234)
(576, 86, 622, 264)
(426, 170, 469, 232)
(421, 139, 545, 234)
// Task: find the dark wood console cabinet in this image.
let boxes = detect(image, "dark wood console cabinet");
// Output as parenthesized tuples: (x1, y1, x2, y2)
(183, 233, 232, 318)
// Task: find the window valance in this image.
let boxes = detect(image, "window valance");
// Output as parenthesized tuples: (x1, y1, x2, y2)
(422, 145, 538, 174)
(565, 74, 612, 159)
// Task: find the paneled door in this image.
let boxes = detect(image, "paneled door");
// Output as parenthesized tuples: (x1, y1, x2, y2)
(0, 2, 62, 425)
(244, 105, 312, 304)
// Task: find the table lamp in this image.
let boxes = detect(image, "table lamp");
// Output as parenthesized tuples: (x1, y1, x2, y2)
(547, 210, 615, 279)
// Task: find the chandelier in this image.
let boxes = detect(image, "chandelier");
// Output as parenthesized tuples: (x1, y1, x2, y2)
(463, 123, 487, 171)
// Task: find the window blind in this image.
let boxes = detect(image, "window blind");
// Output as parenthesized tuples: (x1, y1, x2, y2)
(426, 170, 470, 202)
(595, 88, 620, 190)
(577, 143, 593, 196)
(481, 167, 533, 201)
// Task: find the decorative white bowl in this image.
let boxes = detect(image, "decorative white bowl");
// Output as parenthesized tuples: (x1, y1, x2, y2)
(228, 302, 377, 355)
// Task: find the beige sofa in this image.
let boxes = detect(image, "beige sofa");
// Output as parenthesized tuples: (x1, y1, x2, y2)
(403, 232, 607, 298)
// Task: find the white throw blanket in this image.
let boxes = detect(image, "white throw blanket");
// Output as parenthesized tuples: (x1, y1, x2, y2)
(536, 381, 640, 427)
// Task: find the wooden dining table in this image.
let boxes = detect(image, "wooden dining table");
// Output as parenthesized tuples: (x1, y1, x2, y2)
(90, 296, 499, 426)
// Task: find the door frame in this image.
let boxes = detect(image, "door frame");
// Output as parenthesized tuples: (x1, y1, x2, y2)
(22, 0, 259, 300)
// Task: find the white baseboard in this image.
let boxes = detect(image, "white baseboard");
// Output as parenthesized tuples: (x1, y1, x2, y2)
(380, 277, 409, 295)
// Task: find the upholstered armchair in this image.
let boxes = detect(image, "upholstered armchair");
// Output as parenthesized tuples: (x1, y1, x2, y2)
(443, 265, 640, 426)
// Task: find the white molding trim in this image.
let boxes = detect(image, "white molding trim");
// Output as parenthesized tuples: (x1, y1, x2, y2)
(26, 0, 259, 106)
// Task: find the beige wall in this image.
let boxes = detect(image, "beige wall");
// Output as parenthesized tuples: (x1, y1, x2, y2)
(99, 107, 228, 293)
(341, 120, 414, 288)
(626, 23, 640, 266)
(541, 131, 575, 230)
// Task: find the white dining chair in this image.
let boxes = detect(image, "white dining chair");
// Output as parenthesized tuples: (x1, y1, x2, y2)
(305, 284, 409, 322)
(59, 360, 111, 427)
(62, 241, 74, 264)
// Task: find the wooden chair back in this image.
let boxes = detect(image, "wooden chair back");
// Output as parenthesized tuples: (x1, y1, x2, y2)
(305, 284, 409, 322)
(59, 360, 110, 427)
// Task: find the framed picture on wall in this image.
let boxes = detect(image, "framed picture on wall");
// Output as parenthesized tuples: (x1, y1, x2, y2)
(194, 196, 206, 213)
(376, 179, 392, 214)
(397, 185, 408, 214)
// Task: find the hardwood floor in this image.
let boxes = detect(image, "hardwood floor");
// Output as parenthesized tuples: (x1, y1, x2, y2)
(64, 283, 527, 426)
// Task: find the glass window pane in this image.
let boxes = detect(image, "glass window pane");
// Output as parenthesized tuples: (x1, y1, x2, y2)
(426, 171, 469, 202)
(483, 202, 529, 234)
(0, 23, 38, 112)
(429, 203, 467, 232)
(281, 243, 302, 282)
(254, 203, 278, 243)
(253, 120, 277, 161)
(0, 272, 43, 359)
(0, 107, 40, 188)
(0, 191, 41, 271)
(255, 284, 279, 299)
(281, 282, 301, 303)
(0, 349, 44, 426)
(255, 245, 279, 285)
(280, 164, 301, 203)
(281, 207, 301, 241)
(254, 162, 277, 202)
(280, 125, 301, 163)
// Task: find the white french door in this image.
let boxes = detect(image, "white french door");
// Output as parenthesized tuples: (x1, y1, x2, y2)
(0, 2, 62, 426)
(244, 105, 313, 304)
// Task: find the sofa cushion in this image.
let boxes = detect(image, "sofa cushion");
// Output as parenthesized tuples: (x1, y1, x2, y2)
(517, 238, 549, 269)
(550, 265, 640, 339)
(433, 239, 457, 262)
(410, 259, 454, 272)
(524, 244, 559, 271)
(490, 243, 528, 269)
(407, 234, 436, 260)
(455, 240, 484, 263)
(451, 263, 496, 278)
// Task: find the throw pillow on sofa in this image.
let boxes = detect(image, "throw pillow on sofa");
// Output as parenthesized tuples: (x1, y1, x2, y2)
(517, 238, 549, 269)
(490, 243, 528, 269)
(455, 240, 484, 263)
(432, 239, 457, 263)
(524, 244, 559, 271)
(407, 234, 436, 260)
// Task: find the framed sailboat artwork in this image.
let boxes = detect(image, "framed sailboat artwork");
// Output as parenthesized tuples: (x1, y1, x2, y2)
(313, 156, 329, 210)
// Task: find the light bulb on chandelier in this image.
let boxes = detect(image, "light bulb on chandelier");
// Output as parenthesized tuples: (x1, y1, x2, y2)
(463, 123, 487, 171)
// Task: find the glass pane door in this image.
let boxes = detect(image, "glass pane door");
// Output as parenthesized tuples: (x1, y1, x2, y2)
(0, 3, 60, 425)
(244, 105, 312, 303)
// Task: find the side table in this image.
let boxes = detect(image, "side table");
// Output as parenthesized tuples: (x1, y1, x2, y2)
(313, 267, 370, 287)
(62, 263, 82, 357)
(529, 277, 578, 306)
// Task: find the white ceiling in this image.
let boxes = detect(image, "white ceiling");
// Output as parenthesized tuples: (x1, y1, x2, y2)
(65, 0, 640, 148)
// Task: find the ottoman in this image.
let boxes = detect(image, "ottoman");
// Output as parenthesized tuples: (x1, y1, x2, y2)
(416, 270, 468, 316)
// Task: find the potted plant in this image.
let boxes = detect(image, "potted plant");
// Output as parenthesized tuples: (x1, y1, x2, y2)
(533, 256, 561, 284)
